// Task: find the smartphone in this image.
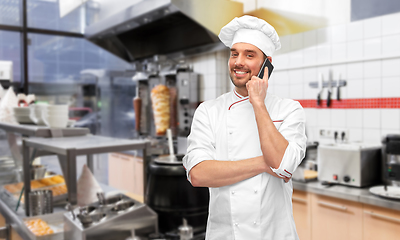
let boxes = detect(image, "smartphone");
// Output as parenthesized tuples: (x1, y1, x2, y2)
(257, 58, 274, 79)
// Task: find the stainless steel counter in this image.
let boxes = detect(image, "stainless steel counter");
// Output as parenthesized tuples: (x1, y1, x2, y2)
(0, 184, 122, 240)
(22, 135, 149, 216)
(0, 190, 33, 239)
(293, 180, 400, 211)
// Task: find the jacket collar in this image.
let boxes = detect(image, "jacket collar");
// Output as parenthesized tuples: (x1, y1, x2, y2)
(230, 89, 249, 110)
(233, 89, 248, 100)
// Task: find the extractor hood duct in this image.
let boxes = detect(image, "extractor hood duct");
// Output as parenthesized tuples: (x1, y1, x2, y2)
(84, 0, 243, 62)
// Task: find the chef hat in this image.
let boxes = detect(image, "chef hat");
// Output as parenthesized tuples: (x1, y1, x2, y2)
(219, 15, 281, 56)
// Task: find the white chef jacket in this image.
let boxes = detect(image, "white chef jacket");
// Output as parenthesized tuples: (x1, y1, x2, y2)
(183, 90, 307, 240)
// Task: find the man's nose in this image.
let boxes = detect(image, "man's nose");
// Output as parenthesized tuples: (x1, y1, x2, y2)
(235, 55, 245, 67)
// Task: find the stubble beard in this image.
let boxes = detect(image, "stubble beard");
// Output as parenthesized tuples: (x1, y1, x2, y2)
(229, 71, 251, 89)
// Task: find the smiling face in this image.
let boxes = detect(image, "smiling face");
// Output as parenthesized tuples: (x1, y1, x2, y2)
(228, 42, 265, 96)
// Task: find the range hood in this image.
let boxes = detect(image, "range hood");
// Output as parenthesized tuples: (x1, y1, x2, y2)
(245, 8, 327, 37)
(85, 0, 243, 62)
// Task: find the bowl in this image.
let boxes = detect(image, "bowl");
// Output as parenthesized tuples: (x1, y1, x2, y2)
(13, 107, 31, 116)
(40, 104, 69, 120)
(46, 104, 69, 112)
(42, 107, 69, 118)
(42, 115, 69, 128)
(28, 104, 48, 125)
(15, 115, 33, 124)
(42, 111, 69, 119)
(45, 108, 69, 114)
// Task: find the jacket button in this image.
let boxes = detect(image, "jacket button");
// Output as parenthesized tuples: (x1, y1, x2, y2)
(231, 191, 235, 195)
(234, 223, 239, 227)
(253, 221, 257, 225)
(254, 189, 258, 193)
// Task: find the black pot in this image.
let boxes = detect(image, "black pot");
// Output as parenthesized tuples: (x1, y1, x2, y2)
(146, 156, 209, 234)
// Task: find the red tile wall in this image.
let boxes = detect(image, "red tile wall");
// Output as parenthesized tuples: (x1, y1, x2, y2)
(296, 98, 400, 109)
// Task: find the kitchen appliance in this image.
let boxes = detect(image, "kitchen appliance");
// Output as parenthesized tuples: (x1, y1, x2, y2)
(382, 134, 400, 187)
(84, 0, 243, 62)
(64, 193, 158, 240)
(134, 64, 199, 139)
(317, 143, 381, 187)
(146, 155, 209, 234)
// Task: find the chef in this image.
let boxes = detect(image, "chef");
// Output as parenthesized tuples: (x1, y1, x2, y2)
(183, 15, 307, 240)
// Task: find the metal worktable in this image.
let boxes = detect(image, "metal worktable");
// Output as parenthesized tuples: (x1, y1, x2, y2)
(0, 122, 90, 169)
(22, 135, 149, 216)
(293, 181, 400, 211)
(0, 122, 89, 137)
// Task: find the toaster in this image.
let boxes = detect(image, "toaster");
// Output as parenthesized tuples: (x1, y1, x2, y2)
(317, 143, 381, 187)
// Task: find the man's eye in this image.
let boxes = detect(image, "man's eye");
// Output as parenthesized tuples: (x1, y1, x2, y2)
(231, 53, 238, 57)
(247, 55, 254, 58)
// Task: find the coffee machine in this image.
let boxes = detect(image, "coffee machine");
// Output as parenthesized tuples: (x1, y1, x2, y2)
(382, 134, 400, 187)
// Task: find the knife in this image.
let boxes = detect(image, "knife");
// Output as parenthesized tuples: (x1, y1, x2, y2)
(317, 74, 324, 106)
(337, 74, 341, 101)
(327, 75, 332, 107)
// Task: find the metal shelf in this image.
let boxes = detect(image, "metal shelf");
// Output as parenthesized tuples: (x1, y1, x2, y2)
(0, 122, 89, 137)
(0, 122, 90, 169)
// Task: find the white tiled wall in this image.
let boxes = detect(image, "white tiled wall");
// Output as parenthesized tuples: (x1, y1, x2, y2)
(275, 12, 400, 144)
(186, 12, 400, 145)
(188, 50, 231, 101)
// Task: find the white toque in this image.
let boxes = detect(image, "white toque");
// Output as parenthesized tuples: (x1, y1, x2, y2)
(219, 15, 281, 56)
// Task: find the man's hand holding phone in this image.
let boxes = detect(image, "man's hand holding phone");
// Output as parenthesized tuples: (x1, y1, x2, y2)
(246, 58, 274, 105)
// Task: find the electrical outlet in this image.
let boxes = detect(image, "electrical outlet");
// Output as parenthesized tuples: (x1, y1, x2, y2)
(319, 128, 332, 138)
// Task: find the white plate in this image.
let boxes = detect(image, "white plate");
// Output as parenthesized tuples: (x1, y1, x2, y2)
(15, 115, 35, 124)
(369, 185, 400, 200)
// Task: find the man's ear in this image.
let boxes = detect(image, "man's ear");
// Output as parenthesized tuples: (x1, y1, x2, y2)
(267, 56, 272, 63)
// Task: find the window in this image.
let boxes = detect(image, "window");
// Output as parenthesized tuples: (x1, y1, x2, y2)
(0, 30, 21, 82)
(0, 0, 134, 137)
(27, 0, 94, 33)
(0, 0, 21, 26)
(28, 33, 132, 82)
